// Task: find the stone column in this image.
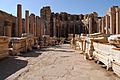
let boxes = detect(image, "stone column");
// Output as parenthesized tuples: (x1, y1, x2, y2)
(36, 16, 40, 37)
(109, 6, 117, 34)
(29, 14, 35, 35)
(105, 15, 110, 34)
(57, 19, 60, 38)
(89, 17, 92, 34)
(34, 16, 36, 36)
(25, 10, 29, 33)
(98, 19, 102, 33)
(73, 21, 75, 38)
(53, 16, 56, 37)
(39, 18, 45, 37)
(116, 8, 120, 34)
(17, 4, 22, 37)
(22, 19, 25, 33)
(101, 17, 105, 33)
(88, 39, 94, 59)
(58, 20, 61, 38)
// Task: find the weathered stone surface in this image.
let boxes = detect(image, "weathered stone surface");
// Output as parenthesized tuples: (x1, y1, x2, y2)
(0, 10, 16, 36)
(0, 36, 10, 59)
(5, 44, 120, 80)
(108, 34, 120, 48)
(4, 20, 12, 37)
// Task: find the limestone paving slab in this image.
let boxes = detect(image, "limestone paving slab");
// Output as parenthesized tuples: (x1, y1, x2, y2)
(6, 44, 120, 80)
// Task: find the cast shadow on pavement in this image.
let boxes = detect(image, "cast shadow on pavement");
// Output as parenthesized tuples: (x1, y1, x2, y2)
(0, 56, 28, 80)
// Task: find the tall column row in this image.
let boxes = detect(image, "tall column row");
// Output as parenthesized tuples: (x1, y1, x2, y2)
(98, 6, 120, 35)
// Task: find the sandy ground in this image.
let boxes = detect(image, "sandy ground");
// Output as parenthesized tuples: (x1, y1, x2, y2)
(0, 44, 120, 80)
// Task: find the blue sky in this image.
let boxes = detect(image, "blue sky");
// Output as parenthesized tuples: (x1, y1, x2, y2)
(0, 0, 120, 18)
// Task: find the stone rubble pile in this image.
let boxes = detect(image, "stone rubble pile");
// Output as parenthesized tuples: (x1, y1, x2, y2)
(70, 33, 120, 77)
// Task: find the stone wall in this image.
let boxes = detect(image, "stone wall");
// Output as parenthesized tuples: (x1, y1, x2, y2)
(0, 10, 16, 37)
(48, 11, 86, 38)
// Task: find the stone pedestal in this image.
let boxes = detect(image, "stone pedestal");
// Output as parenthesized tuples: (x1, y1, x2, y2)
(84, 38, 94, 60)
(88, 40, 94, 59)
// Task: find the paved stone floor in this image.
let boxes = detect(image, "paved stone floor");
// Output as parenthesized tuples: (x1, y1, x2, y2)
(1, 44, 120, 80)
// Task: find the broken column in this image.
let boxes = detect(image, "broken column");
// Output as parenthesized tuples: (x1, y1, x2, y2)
(116, 8, 120, 34)
(17, 4, 22, 37)
(25, 10, 29, 33)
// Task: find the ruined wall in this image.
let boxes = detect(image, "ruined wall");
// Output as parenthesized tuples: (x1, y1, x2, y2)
(49, 12, 86, 38)
(40, 6, 51, 35)
(0, 10, 16, 37)
(82, 12, 99, 34)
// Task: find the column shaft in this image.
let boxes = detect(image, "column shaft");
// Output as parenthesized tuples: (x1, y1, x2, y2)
(25, 10, 29, 33)
(17, 4, 22, 37)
